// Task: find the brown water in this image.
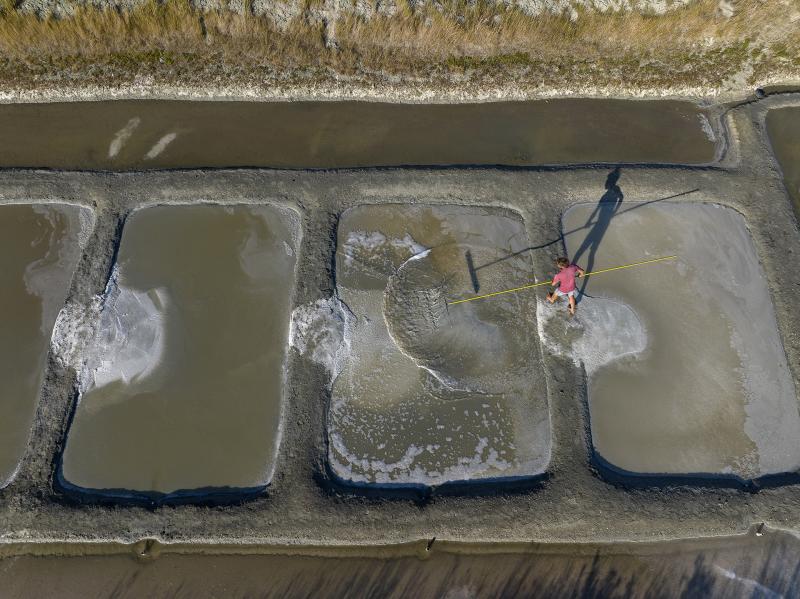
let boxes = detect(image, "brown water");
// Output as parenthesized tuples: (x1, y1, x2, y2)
(548, 201, 800, 479)
(0, 100, 716, 169)
(330, 205, 550, 486)
(766, 107, 800, 219)
(0, 531, 797, 598)
(60, 204, 299, 497)
(0, 204, 84, 487)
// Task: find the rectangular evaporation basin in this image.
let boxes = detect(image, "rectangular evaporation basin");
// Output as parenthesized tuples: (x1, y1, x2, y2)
(60, 204, 300, 502)
(0, 204, 85, 487)
(545, 201, 799, 482)
(329, 205, 551, 488)
(0, 100, 715, 169)
(766, 107, 800, 220)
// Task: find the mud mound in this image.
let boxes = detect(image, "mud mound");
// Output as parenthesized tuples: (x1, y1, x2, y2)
(383, 244, 511, 393)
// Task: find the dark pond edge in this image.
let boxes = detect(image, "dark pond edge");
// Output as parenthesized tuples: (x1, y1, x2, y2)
(588, 449, 800, 492)
(49, 211, 272, 508)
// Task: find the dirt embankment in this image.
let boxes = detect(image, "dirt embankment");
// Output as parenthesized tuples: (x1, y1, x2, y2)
(0, 0, 798, 102)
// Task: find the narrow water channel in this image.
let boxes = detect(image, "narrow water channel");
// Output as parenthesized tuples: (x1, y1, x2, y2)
(0, 100, 716, 169)
(0, 531, 797, 598)
(766, 107, 800, 219)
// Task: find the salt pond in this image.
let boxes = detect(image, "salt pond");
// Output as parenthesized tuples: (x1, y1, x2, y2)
(329, 205, 550, 487)
(0, 204, 85, 487)
(766, 106, 800, 219)
(541, 201, 800, 480)
(60, 204, 299, 499)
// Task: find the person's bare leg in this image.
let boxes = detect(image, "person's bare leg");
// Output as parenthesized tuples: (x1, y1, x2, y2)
(568, 295, 576, 316)
(546, 291, 558, 304)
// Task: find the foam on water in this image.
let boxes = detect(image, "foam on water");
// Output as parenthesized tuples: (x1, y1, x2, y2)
(328, 430, 515, 486)
(383, 248, 509, 393)
(78, 267, 168, 399)
(86, 292, 167, 389)
(560, 201, 800, 478)
(0, 204, 86, 487)
(60, 204, 299, 494)
(329, 205, 551, 487)
(50, 296, 103, 373)
(342, 231, 428, 270)
(25, 205, 88, 335)
(537, 295, 647, 375)
(108, 117, 141, 158)
(289, 296, 352, 384)
(144, 132, 178, 159)
(698, 114, 716, 143)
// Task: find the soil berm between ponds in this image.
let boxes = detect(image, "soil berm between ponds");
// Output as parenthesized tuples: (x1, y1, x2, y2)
(0, 94, 798, 552)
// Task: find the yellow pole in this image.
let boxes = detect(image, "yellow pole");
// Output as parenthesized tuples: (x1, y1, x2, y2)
(447, 255, 677, 306)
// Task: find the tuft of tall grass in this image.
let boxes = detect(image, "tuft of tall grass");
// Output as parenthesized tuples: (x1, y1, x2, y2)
(0, 0, 796, 87)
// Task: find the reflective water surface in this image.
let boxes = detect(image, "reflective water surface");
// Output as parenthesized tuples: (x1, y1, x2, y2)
(0, 531, 797, 598)
(331, 205, 550, 486)
(0, 203, 84, 486)
(766, 107, 800, 219)
(60, 204, 299, 498)
(0, 100, 716, 169)
(547, 202, 799, 479)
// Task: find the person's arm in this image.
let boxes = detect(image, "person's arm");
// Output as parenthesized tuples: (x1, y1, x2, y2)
(575, 265, 585, 278)
(551, 275, 559, 287)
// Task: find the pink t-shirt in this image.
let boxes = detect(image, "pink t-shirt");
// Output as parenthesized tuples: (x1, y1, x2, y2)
(553, 265, 580, 292)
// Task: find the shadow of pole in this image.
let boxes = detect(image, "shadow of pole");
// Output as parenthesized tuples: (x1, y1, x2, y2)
(465, 249, 480, 293)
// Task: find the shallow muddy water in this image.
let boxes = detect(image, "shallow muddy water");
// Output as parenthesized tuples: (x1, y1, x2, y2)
(60, 204, 299, 497)
(0, 531, 797, 598)
(0, 204, 84, 487)
(330, 205, 550, 487)
(543, 201, 799, 479)
(767, 107, 800, 219)
(0, 100, 715, 169)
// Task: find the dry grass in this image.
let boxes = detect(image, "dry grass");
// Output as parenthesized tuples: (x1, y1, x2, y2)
(0, 0, 320, 61)
(0, 0, 797, 90)
(337, 0, 792, 63)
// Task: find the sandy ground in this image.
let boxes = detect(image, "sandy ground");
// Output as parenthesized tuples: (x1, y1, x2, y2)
(0, 94, 797, 550)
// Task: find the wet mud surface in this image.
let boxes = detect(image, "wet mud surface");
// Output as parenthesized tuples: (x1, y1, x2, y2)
(60, 204, 299, 498)
(0, 204, 85, 487)
(766, 106, 800, 219)
(0, 96, 798, 556)
(0, 100, 716, 169)
(542, 201, 800, 480)
(329, 205, 550, 486)
(1, 530, 797, 598)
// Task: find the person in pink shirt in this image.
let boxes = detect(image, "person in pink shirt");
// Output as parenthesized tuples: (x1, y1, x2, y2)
(546, 257, 585, 316)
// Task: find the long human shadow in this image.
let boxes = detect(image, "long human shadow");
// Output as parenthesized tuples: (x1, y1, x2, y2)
(571, 167, 623, 301)
(467, 170, 699, 288)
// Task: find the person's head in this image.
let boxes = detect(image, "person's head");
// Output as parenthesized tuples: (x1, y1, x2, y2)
(556, 257, 570, 270)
